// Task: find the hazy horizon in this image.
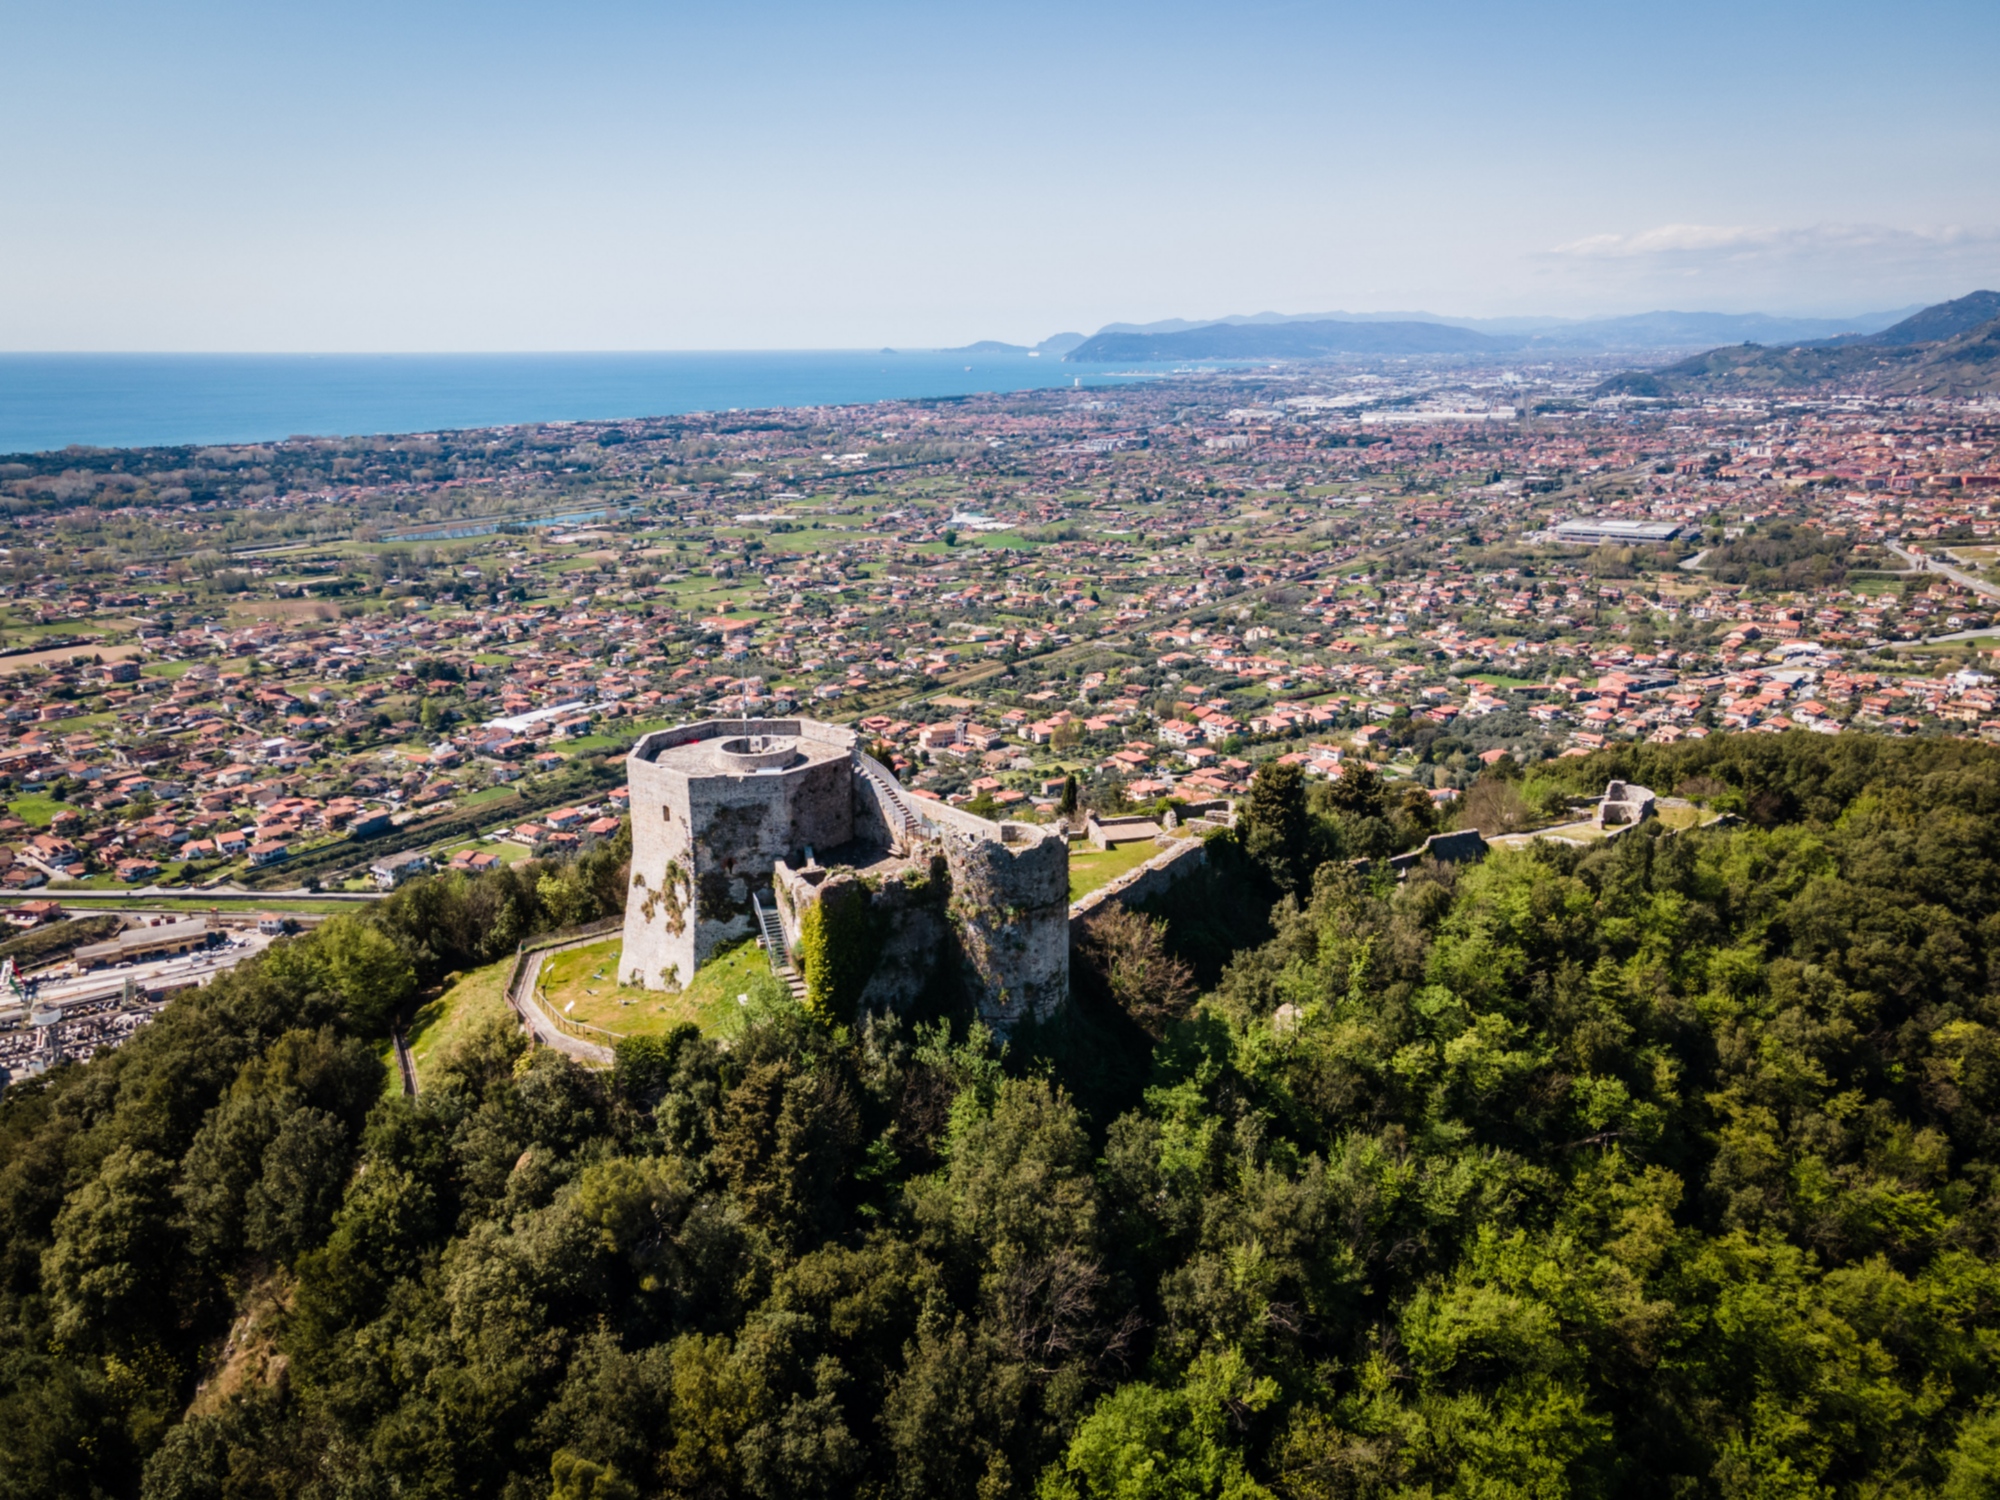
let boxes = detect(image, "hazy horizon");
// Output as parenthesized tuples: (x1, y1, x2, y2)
(0, 299, 1956, 358)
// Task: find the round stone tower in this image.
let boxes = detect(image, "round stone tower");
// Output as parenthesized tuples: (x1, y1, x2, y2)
(944, 819, 1071, 1029)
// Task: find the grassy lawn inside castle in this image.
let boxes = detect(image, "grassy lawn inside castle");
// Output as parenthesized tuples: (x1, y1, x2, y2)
(534, 933, 772, 1040)
(1066, 840, 1161, 902)
(396, 933, 787, 1086)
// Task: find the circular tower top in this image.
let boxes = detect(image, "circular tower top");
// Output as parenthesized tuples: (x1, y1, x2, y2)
(714, 735, 803, 772)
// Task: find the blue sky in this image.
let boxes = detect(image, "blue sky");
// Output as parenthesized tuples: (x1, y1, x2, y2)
(3, 0, 1996, 350)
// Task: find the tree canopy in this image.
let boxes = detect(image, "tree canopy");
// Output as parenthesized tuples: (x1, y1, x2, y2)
(6, 733, 2000, 1499)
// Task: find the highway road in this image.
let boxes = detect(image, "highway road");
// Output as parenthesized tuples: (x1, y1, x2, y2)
(11, 884, 382, 904)
(1908, 624, 2000, 644)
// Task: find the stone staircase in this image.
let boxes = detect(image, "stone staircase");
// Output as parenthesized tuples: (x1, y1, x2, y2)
(753, 892, 808, 1002)
(857, 751, 927, 852)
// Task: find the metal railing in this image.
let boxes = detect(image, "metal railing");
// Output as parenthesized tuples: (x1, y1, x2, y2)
(855, 750, 931, 847)
(752, 891, 791, 975)
(503, 916, 625, 1061)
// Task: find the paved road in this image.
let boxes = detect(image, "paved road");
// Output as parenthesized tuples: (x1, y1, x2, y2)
(1912, 625, 2000, 644)
(1888, 540, 2000, 603)
(392, 1028, 419, 1095)
(1, 885, 379, 907)
(1880, 540, 2000, 643)
(508, 941, 616, 1066)
(24, 903, 332, 926)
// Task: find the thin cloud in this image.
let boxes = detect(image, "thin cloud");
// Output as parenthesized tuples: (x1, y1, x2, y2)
(1524, 222, 2000, 314)
(1558, 224, 1769, 257)
(1551, 222, 2000, 263)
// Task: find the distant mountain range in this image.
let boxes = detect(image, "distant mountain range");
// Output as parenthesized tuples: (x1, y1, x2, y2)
(980, 305, 1929, 362)
(1066, 319, 1516, 362)
(1594, 291, 2000, 399)
(939, 300, 1965, 366)
(1085, 306, 1922, 350)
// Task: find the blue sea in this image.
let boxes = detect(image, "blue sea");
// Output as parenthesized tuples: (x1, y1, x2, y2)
(0, 350, 1151, 456)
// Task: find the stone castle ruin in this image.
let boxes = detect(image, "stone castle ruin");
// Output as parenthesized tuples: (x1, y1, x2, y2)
(620, 717, 1069, 1030)
(1596, 780, 1657, 829)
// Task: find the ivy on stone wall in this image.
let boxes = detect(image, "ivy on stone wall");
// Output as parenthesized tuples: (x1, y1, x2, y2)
(636, 857, 693, 935)
(902, 852, 949, 903)
(795, 879, 878, 1025)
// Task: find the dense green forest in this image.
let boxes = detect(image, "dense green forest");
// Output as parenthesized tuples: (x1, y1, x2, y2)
(8, 733, 2000, 1499)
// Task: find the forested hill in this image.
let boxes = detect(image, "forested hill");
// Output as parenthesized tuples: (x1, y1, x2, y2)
(1596, 289, 2000, 399)
(9, 733, 2000, 1499)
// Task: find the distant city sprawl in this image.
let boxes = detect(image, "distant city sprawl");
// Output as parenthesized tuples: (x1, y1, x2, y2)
(0, 354, 1994, 909)
(11, 349, 2000, 1500)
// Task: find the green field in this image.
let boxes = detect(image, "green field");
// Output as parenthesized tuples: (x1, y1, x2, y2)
(7, 794, 66, 827)
(1067, 839, 1161, 902)
(457, 784, 524, 809)
(533, 933, 769, 1039)
(1848, 575, 1906, 595)
(402, 955, 516, 1084)
(561, 718, 670, 753)
(429, 836, 532, 865)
